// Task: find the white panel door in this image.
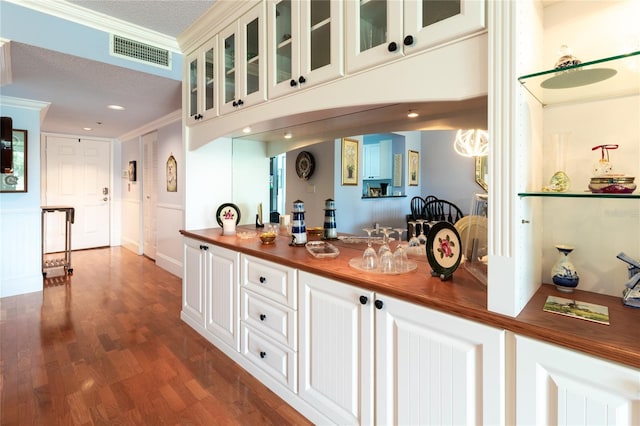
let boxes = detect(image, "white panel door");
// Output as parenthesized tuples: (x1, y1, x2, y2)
(298, 271, 374, 426)
(516, 335, 640, 426)
(142, 132, 157, 259)
(45, 136, 110, 251)
(376, 294, 505, 426)
(205, 245, 240, 351)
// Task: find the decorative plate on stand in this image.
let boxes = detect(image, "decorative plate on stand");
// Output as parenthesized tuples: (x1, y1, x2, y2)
(426, 221, 462, 281)
(295, 151, 315, 180)
(216, 203, 241, 227)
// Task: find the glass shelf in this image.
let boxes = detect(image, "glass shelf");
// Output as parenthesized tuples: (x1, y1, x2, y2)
(518, 51, 640, 106)
(518, 191, 639, 199)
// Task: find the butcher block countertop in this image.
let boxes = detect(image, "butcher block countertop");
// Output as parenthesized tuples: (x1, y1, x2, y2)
(181, 227, 640, 369)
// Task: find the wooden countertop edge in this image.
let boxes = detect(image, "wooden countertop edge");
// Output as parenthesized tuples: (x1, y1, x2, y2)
(180, 229, 640, 369)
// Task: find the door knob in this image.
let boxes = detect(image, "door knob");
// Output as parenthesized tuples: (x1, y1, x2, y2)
(103, 197, 108, 202)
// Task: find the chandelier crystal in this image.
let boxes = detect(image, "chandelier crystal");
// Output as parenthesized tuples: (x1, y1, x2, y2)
(453, 129, 489, 157)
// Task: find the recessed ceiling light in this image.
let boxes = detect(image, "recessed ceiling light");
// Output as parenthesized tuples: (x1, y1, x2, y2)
(107, 104, 125, 110)
(407, 110, 419, 118)
(242, 126, 251, 133)
(83, 127, 93, 131)
(284, 132, 292, 139)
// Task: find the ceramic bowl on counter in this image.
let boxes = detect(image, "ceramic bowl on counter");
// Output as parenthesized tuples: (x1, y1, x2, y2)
(588, 176, 636, 193)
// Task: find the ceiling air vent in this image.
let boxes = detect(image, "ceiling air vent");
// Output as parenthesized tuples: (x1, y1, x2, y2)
(110, 35, 171, 69)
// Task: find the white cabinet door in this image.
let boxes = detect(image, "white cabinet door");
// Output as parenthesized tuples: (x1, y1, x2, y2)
(298, 271, 375, 425)
(182, 237, 206, 328)
(363, 143, 381, 179)
(185, 37, 218, 125)
(346, 0, 486, 74)
(267, 0, 343, 99)
(204, 245, 240, 351)
(219, 2, 267, 115)
(516, 335, 640, 426)
(376, 294, 505, 425)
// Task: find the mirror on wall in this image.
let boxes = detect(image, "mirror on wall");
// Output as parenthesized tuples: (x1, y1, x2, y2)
(475, 155, 488, 191)
(1, 129, 27, 193)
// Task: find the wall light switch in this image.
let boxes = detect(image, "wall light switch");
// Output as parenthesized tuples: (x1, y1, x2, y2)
(306, 185, 316, 193)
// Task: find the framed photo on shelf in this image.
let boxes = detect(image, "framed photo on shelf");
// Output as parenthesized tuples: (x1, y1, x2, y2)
(408, 150, 419, 186)
(341, 138, 358, 185)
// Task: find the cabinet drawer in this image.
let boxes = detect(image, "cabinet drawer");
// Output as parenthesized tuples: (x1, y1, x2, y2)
(241, 324, 297, 393)
(242, 290, 297, 350)
(241, 255, 297, 309)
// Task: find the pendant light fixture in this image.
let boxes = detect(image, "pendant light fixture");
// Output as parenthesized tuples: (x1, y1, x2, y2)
(453, 129, 489, 157)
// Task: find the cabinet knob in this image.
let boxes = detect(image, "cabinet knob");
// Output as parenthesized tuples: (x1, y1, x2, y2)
(199, 244, 208, 250)
(290, 79, 298, 87)
(259, 276, 266, 284)
(359, 295, 368, 305)
(403, 35, 414, 46)
(259, 314, 266, 321)
(374, 299, 384, 310)
(387, 42, 398, 52)
(232, 101, 238, 107)
(259, 351, 266, 359)
(298, 76, 306, 84)
(237, 99, 244, 106)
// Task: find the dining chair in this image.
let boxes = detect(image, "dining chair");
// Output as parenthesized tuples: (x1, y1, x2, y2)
(410, 196, 426, 220)
(424, 199, 464, 224)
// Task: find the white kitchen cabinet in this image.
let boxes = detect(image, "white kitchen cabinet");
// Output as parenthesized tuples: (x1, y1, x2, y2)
(240, 254, 298, 392)
(363, 139, 391, 180)
(298, 271, 505, 425)
(219, 2, 267, 115)
(181, 237, 240, 352)
(345, 0, 485, 73)
(185, 37, 218, 125)
(267, 0, 343, 99)
(516, 335, 640, 426)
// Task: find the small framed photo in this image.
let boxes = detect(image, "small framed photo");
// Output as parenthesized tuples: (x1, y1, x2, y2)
(128, 160, 137, 182)
(408, 150, 419, 186)
(341, 138, 358, 185)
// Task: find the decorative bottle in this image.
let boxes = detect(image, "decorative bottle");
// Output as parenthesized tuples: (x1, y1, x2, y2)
(323, 198, 337, 240)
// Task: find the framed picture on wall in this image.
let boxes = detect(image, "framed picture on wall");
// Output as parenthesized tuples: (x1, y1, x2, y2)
(341, 138, 358, 185)
(166, 154, 177, 192)
(128, 160, 137, 182)
(0, 129, 28, 193)
(408, 150, 419, 186)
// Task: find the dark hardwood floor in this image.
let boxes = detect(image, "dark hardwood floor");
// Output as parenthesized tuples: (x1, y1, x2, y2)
(1, 247, 313, 425)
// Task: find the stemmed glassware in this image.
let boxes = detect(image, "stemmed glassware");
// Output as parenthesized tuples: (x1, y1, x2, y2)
(378, 227, 394, 273)
(377, 226, 392, 258)
(407, 221, 421, 248)
(416, 219, 428, 245)
(362, 228, 378, 270)
(392, 228, 408, 271)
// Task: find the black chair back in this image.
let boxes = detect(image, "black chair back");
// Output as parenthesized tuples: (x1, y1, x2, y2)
(424, 199, 464, 224)
(410, 196, 426, 220)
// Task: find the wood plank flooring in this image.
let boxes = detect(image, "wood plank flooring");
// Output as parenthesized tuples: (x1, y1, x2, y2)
(1, 247, 313, 425)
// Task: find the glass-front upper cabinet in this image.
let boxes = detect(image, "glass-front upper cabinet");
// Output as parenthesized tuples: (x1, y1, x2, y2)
(346, 0, 485, 73)
(219, 2, 266, 114)
(186, 37, 217, 124)
(267, 0, 343, 99)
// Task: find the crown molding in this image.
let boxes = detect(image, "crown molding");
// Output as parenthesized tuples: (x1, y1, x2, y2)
(117, 109, 181, 142)
(0, 95, 52, 126)
(5, 0, 180, 52)
(0, 39, 13, 87)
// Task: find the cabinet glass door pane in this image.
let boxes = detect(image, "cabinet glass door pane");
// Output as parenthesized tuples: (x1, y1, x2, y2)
(246, 17, 260, 96)
(189, 58, 198, 117)
(205, 48, 215, 110)
(360, 0, 387, 53)
(310, 0, 330, 71)
(275, 0, 293, 84)
(224, 34, 236, 104)
(422, 0, 460, 27)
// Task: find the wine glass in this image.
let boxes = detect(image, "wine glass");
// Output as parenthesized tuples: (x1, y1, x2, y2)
(378, 226, 392, 258)
(393, 228, 408, 271)
(416, 219, 427, 245)
(362, 228, 378, 270)
(407, 221, 420, 248)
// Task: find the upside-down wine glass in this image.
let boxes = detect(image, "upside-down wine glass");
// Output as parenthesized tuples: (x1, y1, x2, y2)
(362, 228, 378, 270)
(416, 219, 427, 245)
(378, 226, 392, 258)
(393, 228, 408, 271)
(407, 221, 421, 248)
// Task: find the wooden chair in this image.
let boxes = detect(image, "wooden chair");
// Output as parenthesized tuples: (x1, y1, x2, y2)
(424, 199, 464, 224)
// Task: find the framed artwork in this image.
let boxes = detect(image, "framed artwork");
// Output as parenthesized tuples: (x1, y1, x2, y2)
(166, 154, 177, 192)
(128, 160, 137, 182)
(1, 129, 28, 193)
(408, 150, 419, 186)
(341, 138, 358, 185)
